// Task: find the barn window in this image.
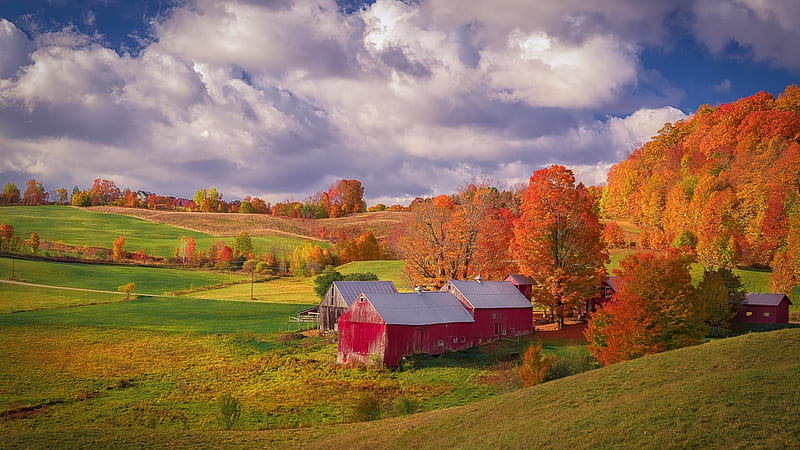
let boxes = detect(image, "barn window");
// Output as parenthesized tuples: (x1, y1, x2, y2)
(746, 311, 753, 316)
(764, 312, 771, 317)
(491, 313, 497, 319)
(452, 337, 458, 343)
(437, 339, 445, 347)
(460, 336, 465, 343)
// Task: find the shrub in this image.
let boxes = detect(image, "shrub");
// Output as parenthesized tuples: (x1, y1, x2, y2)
(516, 341, 552, 388)
(218, 393, 241, 430)
(391, 396, 418, 416)
(545, 346, 600, 381)
(353, 394, 381, 422)
(117, 283, 136, 300)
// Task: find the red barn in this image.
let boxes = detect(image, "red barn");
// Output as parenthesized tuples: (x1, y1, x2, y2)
(441, 279, 533, 343)
(318, 281, 398, 331)
(733, 293, 792, 325)
(337, 291, 475, 367)
(584, 276, 621, 315)
(504, 273, 536, 300)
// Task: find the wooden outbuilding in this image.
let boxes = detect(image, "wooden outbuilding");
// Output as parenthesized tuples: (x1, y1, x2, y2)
(733, 293, 792, 325)
(337, 291, 475, 367)
(503, 273, 536, 300)
(319, 281, 398, 331)
(584, 276, 621, 315)
(441, 278, 533, 343)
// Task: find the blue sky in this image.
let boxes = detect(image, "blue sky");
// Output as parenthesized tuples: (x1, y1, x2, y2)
(0, 0, 797, 204)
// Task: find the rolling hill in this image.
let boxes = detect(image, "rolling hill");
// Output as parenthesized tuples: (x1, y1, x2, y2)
(6, 328, 799, 448)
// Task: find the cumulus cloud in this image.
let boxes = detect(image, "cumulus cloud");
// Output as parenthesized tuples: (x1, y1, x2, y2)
(0, 0, 793, 204)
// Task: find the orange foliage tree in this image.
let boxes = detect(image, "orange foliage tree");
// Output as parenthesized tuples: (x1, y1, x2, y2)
(586, 251, 707, 366)
(398, 185, 516, 289)
(112, 236, 126, 261)
(511, 165, 608, 329)
(602, 86, 800, 269)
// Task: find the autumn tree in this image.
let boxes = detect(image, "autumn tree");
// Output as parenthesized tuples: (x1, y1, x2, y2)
(22, 179, 46, 206)
(511, 165, 608, 329)
(1, 183, 20, 205)
(603, 221, 626, 248)
(175, 236, 197, 265)
(71, 190, 92, 206)
(586, 251, 707, 366)
(399, 185, 516, 289)
(55, 188, 69, 205)
(112, 236, 126, 261)
(516, 341, 552, 388)
(29, 232, 40, 254)
(90, 179, 121, 206)
(323, 179, 366, 217)
(337, 232, 383, 263)
(770, 214, 800, 293)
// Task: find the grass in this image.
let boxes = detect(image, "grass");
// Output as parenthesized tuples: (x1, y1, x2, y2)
(4, 328, 798, 448)
(0, 205, 322, 258)
(337, 260, 410, 290)
(0, 257, 242, 295)
(0, 296, 307, 334)
(0, 283, 124, 313)
(179, 276, 318, 304)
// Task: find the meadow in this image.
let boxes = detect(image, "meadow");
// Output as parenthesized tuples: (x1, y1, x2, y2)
(0, 205, 324, 259)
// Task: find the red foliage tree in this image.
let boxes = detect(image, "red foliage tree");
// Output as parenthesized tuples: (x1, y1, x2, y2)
(586, 251, 707, 366)
(512, 165, 608, 329)
(90, 179, 121, 206)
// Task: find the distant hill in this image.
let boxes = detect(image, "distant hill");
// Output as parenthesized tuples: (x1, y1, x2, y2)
(89, 206, 410, 242)
(602, 86, 800, 268)
(8, 328, 799, 448)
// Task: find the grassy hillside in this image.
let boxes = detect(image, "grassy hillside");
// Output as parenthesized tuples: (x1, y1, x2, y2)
(0, 206, 321, 258)
(6, 328, 798, 448)
(337, 260, 410, 290)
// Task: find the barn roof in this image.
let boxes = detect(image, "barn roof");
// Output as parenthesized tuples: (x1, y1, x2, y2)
(744, 293, 792, 306)
(504, 274, 536, 286)
(334, 281, 398, 307)
(362, 292, 475, 325)
(606, 276, 622, 292)
(444, 280, 532, 309)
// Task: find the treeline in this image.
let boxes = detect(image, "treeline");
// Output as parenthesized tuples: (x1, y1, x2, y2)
(1, 178, 410, 218)
(602, 85, 800, 293)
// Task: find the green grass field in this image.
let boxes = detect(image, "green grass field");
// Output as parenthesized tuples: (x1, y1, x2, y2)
(0, 206, 320, 258)
(179, 276, 318, 304)
(337, 260, 410, 290)
(4, 328, 798, 448)
(0, 283, 124, 313)
(0, 257, 242, 295)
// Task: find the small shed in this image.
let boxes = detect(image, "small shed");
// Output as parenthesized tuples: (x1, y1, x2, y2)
(504, 274, 536, 300)
(319, 281, 398, 331)
(337, 291, 475, 367)
(733, 293, 792, 325)
(584, 276, 621, 315)
(442, 279, 533, 343)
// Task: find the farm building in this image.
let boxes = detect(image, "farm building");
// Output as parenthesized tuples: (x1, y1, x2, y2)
(337, 291, 475, 367)
(504, 273, 536, 300)
(733, 293, 792, 325)
(319, 280, 398, 331)
(441, 278, 533, 343)
(584, 276, 621, 315)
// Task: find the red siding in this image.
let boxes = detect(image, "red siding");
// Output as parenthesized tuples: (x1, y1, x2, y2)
(337, 298, 476, 367)
(471, 308, 532, 343)
(734, 300, 790, 324)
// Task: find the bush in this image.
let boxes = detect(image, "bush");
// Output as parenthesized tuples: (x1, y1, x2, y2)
(545, 346, 600, 381)
(391, 396, 418, 416)
(516, 341, 552, 388)
(353, 394, 381, 422)
(218, 393, 241, 430)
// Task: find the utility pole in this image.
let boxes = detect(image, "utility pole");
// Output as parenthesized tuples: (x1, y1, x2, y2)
(250, 268, 255, 300)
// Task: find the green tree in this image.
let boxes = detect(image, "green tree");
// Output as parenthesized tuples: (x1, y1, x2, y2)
(232, 232, 254, 257)
(218, 393, 241, 430)
(1, 182, 20, 204)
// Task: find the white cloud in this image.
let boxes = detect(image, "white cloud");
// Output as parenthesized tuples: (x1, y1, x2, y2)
(0, 0, 764, 204)
(0, 19, 33, 79)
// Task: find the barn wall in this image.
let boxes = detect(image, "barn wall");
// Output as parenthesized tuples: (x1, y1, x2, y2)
(735, 305, 779, 324)
(383, 322, 475, 368)
(337, 300, 387, 365)
(472, 308, 532, 343)
(320, 305, 347, 331)
(735, 302, 790, 324)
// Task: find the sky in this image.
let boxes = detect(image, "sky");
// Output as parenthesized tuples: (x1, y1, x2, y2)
(0, 0, 798, 205)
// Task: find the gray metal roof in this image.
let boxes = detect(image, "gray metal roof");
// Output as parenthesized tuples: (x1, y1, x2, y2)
(361, 292, 475, 325)
(744, 293, 792, 306)
(607, 276, 622, 292)
(505, 274, 536, 285)
(334, 281, 398, 306)
(443, 280, 532, 309)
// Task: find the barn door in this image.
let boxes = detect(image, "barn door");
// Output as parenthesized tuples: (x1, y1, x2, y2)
(413, 327, 423, 353)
